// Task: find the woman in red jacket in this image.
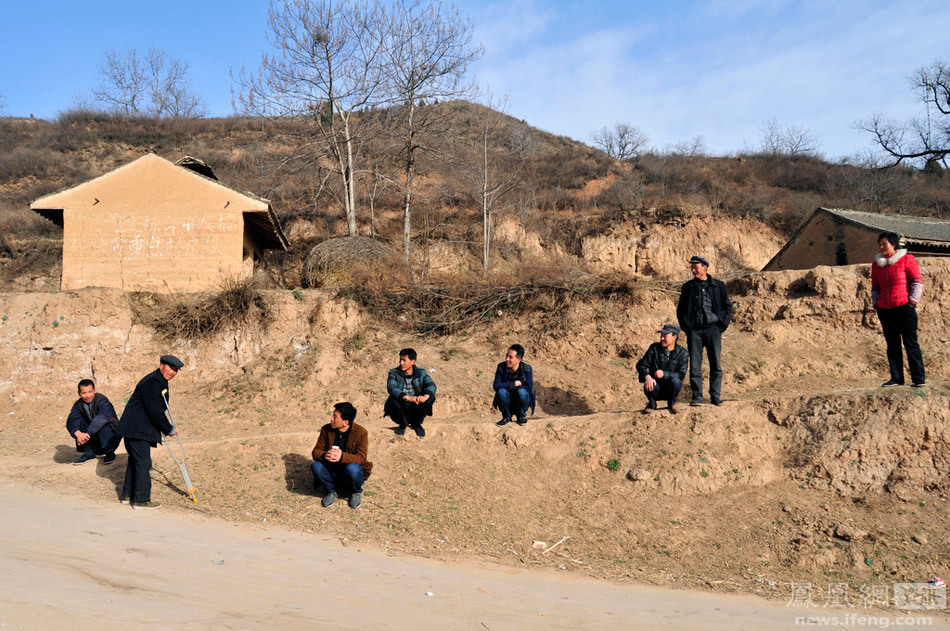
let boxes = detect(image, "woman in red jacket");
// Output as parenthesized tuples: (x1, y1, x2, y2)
(871, 232, 925, 387)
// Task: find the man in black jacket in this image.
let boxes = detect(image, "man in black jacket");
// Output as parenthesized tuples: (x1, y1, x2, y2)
(635, 324, 689, 414)
(677, 256, 733, 406)
(66, 379, 120, 465)
(115, 355, 183, 509)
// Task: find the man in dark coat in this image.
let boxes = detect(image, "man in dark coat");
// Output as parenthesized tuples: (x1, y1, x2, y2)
(66, 379, 120, 465)
(311, 402, 373, 509)
(115, 355, 183, 509)
(677, 255, 733, 406)
(635, 324, 690, 414)
(493, 344, 535, 426)
(384, 348, 437, 438)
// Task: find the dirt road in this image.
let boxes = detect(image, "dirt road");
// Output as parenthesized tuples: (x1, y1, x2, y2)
(1, 478, 944, 631)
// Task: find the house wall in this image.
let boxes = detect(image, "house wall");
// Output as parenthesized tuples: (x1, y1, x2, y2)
(49, 155, 267, 292)
(62, 207, 248, 292)
(765, 214, 880, 271)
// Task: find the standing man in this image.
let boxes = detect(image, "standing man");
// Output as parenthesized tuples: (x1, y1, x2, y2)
(872, 231, 925, 387)
(636, 324, 690, 414)
(311, 402, 373, 509)
(66, 379, 120, 465)
(677, 255, 733, 406)
(115, 355, 183, 510)
(493, 344, 535, 426)
(384, 348, 436, 437)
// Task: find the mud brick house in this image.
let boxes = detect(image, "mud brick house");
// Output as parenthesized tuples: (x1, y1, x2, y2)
(30, 153, 288, 292)
(763, 207, 950, 271)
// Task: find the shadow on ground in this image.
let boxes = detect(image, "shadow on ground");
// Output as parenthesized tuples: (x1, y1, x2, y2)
(534, 385, 594, 416)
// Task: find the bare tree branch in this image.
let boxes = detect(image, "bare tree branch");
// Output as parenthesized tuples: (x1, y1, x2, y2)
(859, 59, 950, 170)
(93, 47, 204, 119)
(591, 122, 649, 161)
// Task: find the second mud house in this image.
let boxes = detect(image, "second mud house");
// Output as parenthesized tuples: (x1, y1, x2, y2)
(30, 153, 288, 292)
(763, 207, 950, 271)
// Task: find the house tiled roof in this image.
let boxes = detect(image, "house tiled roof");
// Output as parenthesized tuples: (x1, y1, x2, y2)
(821, 208, 950, 246)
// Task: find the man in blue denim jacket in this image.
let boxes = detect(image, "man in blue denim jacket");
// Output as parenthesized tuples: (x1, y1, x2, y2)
(493, 344, 535, 426)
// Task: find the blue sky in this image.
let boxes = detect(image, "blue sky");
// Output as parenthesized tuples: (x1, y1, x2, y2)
(2, 0, 947, 159)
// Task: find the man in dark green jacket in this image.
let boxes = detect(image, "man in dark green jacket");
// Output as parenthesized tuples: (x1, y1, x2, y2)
(384, 348, 436, 437)
(115, 355, 183, 509)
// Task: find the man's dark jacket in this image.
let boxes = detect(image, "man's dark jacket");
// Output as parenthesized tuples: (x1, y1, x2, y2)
(676, 276, 733, 332)
(492, 361, 536, 414)
(66, 393, 117, 438)
(635, 343, 689, 383)
(386, 366, 437, 401)
(116, 369, 174, 444)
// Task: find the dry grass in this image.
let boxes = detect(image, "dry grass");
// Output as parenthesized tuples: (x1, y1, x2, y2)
(302, 236, 402, 288)
(340, 264, 643, 334)
(130, 278, 271, 340)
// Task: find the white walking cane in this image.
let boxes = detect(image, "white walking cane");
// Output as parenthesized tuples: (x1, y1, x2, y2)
(161, 388, 197, 502)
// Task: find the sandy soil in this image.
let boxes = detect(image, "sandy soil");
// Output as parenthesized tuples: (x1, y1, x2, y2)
(3, 477, 946, 631)
(1, 260, 949, 624)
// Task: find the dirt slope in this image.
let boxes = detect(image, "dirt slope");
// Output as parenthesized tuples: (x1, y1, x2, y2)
(1, 259, 948, 606)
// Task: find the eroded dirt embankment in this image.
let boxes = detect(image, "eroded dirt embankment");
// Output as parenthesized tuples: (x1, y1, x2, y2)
(0, 260, 948, 598)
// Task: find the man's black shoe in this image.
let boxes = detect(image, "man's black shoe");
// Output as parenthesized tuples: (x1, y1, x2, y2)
(881, 379, 904, 387)
(103, 453, 117, 464)
(711, 397, 723, 406)
(642, 405, 655, 415)
(73, 451, 97, 466)
(689, 399, 703, 407)
(912, 380, 926, 388)
(322, 491, 337, 508)
(413, 425, 426, 437)
(496, 417, 512, 426)
(515, 416, 527, 426)
(394, 426, 406, 436)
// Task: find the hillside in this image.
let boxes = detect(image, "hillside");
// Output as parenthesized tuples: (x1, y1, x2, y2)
(1, 105, 949, 290)
(1, 259, 948, 604)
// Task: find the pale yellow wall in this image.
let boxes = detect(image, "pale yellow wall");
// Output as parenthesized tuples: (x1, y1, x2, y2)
(766, 214, 880, 271)
(62, 207, 248, 292)
(38, 154, 269, 292)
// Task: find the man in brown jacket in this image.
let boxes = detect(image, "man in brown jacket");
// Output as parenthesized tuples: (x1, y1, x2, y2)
(311, 402, 373, 509)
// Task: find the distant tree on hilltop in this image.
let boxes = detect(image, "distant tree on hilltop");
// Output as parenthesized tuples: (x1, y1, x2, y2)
(93, 47, 205, 119)
(861, 59, 950, 171)
(591, 122, 649, 161)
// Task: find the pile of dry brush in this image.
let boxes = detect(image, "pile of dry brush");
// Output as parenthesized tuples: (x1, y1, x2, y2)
(130, 278, 271, 340)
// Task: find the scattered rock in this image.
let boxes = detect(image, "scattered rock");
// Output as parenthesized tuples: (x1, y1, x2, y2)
(834, 524, 867, 542)
(912, 534, 928, 545)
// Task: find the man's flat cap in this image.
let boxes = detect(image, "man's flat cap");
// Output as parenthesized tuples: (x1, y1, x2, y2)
(689, 255, 710, 267)
(160, 355, 184, 369)
(658, 324, 681, 335)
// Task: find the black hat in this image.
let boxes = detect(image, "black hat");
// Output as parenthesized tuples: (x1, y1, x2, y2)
(160, 355, 184, 369)
(689, 255, 709, 267)
(658, 324, 680, 336)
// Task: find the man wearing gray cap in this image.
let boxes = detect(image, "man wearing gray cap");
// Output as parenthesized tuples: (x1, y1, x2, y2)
(115, 355, 183, 509)
(636, 324, 689, 413)
(677, 256, 733, 406)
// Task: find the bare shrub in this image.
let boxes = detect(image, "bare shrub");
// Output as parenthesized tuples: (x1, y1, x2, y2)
(130, 278, 271, 340)
(302, 236, 402, 287)
(340, 265, 643, 335)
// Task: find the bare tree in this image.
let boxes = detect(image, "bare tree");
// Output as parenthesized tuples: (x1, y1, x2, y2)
(381, 0, 483, 265)
(94, 47, 204, 118)
(759, 118, 820, 157)
(591, 122, 649, 161)
(453, 99, 527, 273)
(860, 59, 950, 170)
(234, 0, 389, 237)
